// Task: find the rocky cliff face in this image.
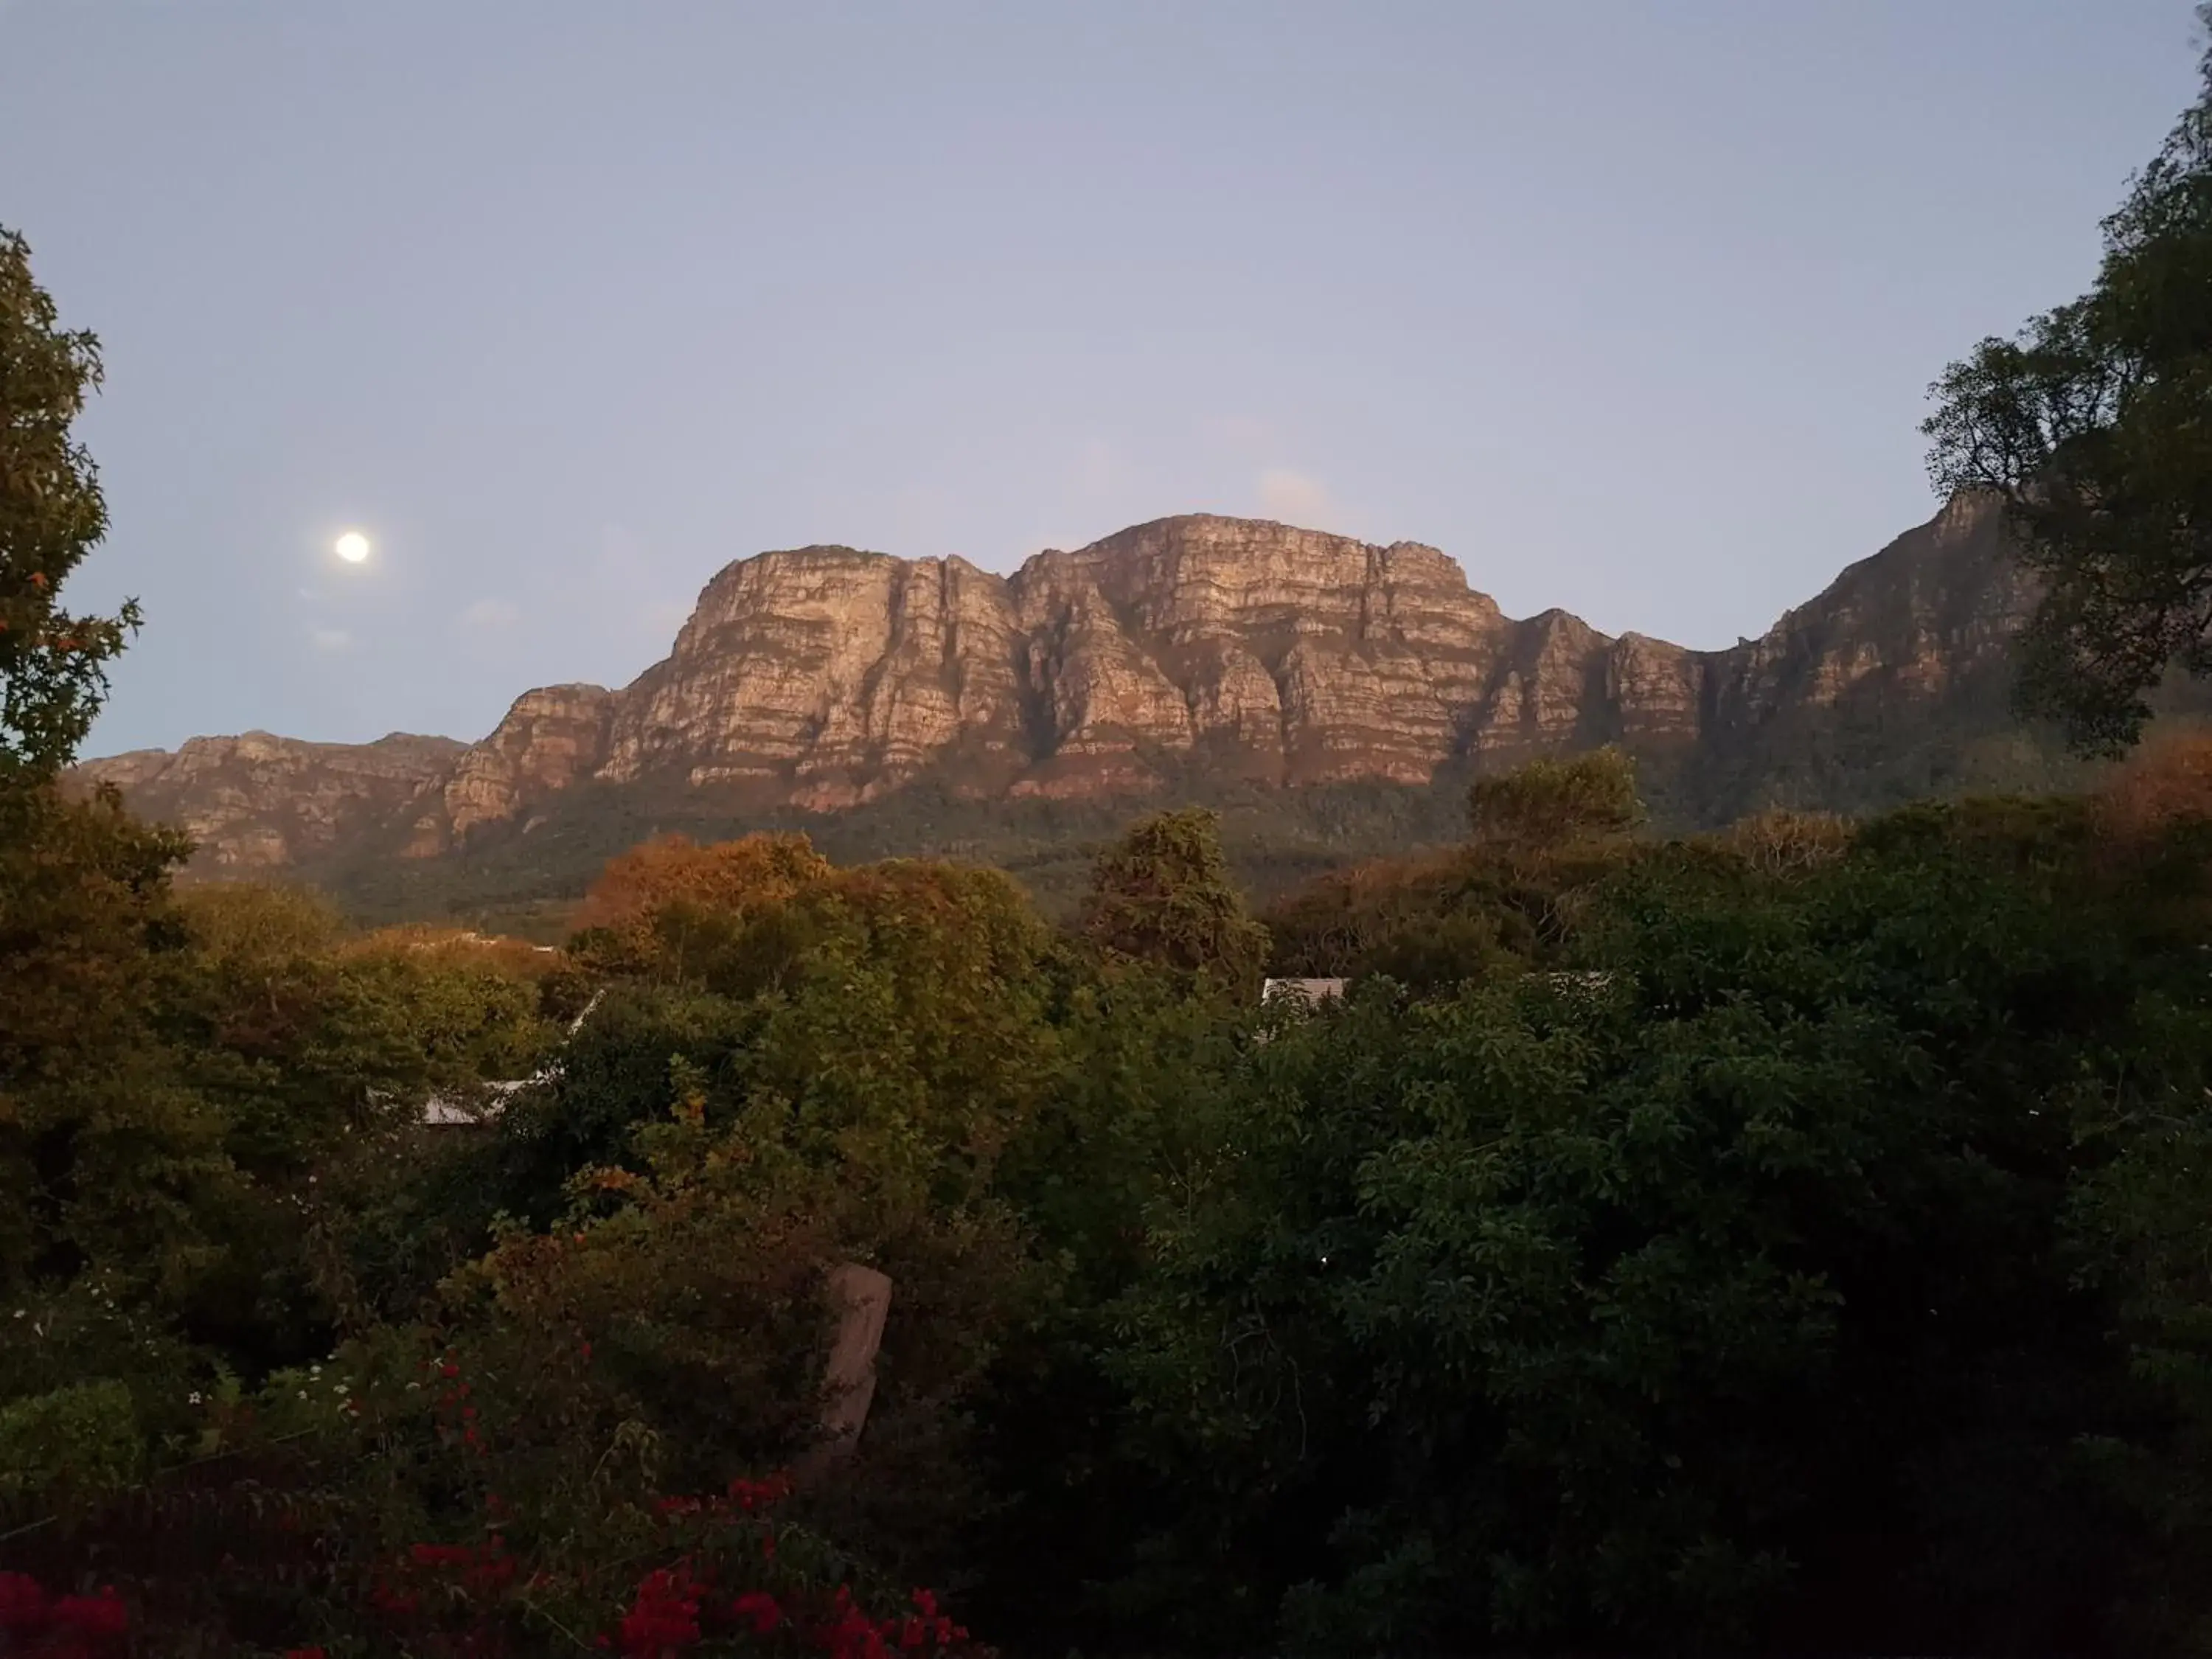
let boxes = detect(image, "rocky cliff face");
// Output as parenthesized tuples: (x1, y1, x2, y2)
(431, 684, 617, 848)
(74, 731, 463, 871)
(76, 494, 2045, 874)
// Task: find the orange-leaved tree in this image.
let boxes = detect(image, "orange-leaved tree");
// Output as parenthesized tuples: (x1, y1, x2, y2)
(571, 831, 833, 976)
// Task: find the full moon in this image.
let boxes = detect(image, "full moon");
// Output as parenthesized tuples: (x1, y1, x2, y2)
(335, 531, 372, 564)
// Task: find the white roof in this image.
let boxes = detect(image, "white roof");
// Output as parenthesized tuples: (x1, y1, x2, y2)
(1262, 978, 1346, 1004)
(420, 989, 604, 1126)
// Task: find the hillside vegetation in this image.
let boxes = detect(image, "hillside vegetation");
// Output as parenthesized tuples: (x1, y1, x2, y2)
(12, 741, 2212, 1655)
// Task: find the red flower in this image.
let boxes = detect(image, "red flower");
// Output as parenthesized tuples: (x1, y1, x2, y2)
(371, 1581, 421, 1615)
(726, 1470, 793, 1513)
(284, 1649, 330, 1659)
(619, 1565, 703, 1657)
(51, 1587, 128, 1640)
(0, 1571, 49, 1633)
(813, 1598, 892, 1659)
(731, 1590, 782, 1634)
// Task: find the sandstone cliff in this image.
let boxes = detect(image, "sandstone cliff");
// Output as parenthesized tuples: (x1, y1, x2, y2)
(75, 494, 2050, 877)
(74, 731, 462, 871)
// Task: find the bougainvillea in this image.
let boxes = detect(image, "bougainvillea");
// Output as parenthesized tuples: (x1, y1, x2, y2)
(0, 1574, 131, 1658)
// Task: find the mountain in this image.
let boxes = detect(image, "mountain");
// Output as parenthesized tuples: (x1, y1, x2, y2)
(74, 493, 2088, 928)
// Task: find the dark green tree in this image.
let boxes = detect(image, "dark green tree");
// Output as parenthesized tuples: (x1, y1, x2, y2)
(1922, 10, 2212, 753)
(1097, 801, 2202, 1655)
(0, 226, 140, 784)
(1078, 807, 1269, 989)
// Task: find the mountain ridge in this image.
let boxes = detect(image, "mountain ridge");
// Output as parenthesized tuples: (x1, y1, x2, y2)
(75, 494, 2076, 917)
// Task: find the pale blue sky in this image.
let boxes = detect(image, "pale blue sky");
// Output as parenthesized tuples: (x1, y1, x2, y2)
(1, 1, 2200, 756)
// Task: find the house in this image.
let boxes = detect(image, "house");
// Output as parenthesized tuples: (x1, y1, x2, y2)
(1261, 978, 1347, 1010)
(1543, 970, 1614, 994)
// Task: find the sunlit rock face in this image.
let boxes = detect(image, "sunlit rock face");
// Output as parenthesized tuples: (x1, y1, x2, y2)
(577, 515, 1564, 803)
(72, 731, 461, 870)
(1705, 490, 2032, 727)
(76, 493, 2050, 869)
(431, 684, 618, 848)
(597, 548, 1029, 807)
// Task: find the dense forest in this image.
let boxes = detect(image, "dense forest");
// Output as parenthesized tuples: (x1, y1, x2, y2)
(7, 9, 2212, 1654)
(13, 738, 2212, 1658)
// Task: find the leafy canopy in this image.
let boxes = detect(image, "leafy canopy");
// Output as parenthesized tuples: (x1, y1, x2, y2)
(1078, 806, 1270, 988)
(1467, 743, 1644, 847)
(0, 226, 139, 783)
(1922, 9, 2212, 753)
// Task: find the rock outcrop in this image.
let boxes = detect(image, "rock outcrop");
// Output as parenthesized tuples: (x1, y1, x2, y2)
(77, 494, 2050, 874)
(433, 684, 616, 845)
(74, 731, 462, 870)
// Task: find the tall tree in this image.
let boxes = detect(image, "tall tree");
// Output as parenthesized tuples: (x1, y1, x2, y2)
(1922, 10, 2212, 753)
(0, 226, 139, 784)
(1079, 807, 1268, 989)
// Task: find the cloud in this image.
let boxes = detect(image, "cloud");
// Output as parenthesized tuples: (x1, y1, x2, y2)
(1256, 467, 1334, 526)
(460, 597, 521, 630)
(308, 626, 351, 652)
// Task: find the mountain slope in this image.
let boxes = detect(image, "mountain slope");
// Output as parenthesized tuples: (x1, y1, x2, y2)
(74, 493, 2087, 925)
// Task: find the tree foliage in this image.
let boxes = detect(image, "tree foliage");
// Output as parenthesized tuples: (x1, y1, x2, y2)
(1093, 802, 2212, 1655)
(0, 226, 139, 784)
(1265, 748, 1650, 989)
(570, 830, 834, 977)
(1078, 807, 1270, 990)
(1923, 10, 2212, 752)
(1467, 743, 1645, 847)
(10, 786, 2212, 1655)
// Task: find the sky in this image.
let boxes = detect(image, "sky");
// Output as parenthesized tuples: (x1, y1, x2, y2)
(1, 1, 2202, 757)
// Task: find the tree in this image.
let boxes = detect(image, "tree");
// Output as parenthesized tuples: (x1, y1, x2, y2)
(0, 788, 212, 1306)
(1467, 745, 1644, 848)
(1078, 807, 1269, 989)
(1922, 10, 2212, 754)
(569, 831, 832, 976)
(0, 226, 139, 784)
(1098, 803, 2197, 1655)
